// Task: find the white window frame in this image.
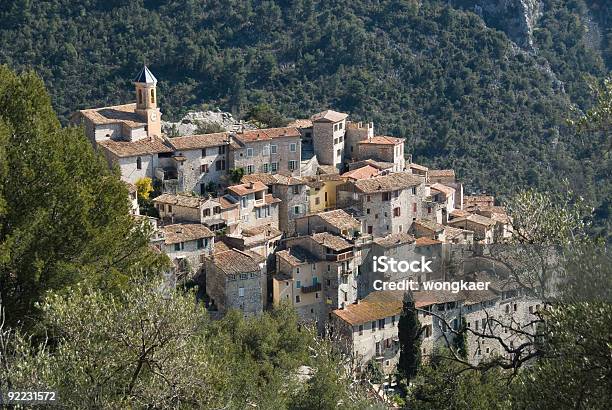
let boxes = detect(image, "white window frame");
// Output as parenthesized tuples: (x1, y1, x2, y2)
(246, 148, 254, 157)
(270, 144, 277, 154)
(263, 145, 270, 156)
(290, 143, 297, 152)
(271, 162, 278, 173)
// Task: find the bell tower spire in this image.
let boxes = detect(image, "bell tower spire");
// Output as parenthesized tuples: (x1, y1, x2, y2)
(133, 65, 161, 137)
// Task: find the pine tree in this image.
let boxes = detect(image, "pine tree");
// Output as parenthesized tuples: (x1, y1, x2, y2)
(397, 292, 422, 383)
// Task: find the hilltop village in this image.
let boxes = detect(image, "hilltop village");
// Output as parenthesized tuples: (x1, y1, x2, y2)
(71, 66, 541, 375)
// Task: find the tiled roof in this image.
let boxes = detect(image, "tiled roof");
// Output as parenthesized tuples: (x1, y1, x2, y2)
(162, 223, 214, 245)
(317, 165, 340, 175)
(373, 233, 416, 248)
(227, 181, 268, 196)
(413, 219, 445, 233)
(464, 195, 495, 205)
(263, 194, 281, 205)
(153, 193, 204, 208)
(341, 165, 380, 180)
(317, 209, 361, 230)
(241, 173, 279, 186)
(415, 237, 442, 247)
(357, 136, 403, 145)
(443, 225, 473, 240)
(333, 291, 404, 325)
(450, 209, 471, 218)
(428, 169, 455, 178)
(209, 248, 264, 275)
(218, 195, 239, 209)
(448, 214, 497, 227)
(310, 110, 348, 123)
(311, 232, 352, 251)
(430, 183, 455, 197)
(353, 172, 422, 193)
(169, 132, 229, 150)
(349, 159, 396, 171)
(408, 163, 429, 172)
(277, 247, 317, 267)
(241, 225, 282, 238)
(286, 119, 313, 128)
(233, 127, 300, 143)
(78, 103, 146, 129)
(98, 136, 173, 158)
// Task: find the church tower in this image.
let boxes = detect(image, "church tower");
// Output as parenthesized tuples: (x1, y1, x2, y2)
(134, 65, 162, 138)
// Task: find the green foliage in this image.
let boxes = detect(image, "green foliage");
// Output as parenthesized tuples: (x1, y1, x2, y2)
(247, 103, 289, 128)
(229, 167, 245, 184)
(135, 177, 153, 201)
(0, 66, 168, 328)
(397, 293, 421, 383)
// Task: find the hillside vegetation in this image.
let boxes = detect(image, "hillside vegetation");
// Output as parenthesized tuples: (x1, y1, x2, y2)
(0, 0, 609, 214)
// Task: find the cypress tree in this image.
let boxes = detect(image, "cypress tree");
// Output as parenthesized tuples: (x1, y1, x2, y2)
(397, 291, 422, 383)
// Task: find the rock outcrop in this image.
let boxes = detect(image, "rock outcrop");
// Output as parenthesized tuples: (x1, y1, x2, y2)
(162, 111, 256, 136)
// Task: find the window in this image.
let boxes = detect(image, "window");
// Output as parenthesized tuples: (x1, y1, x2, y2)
(218, 145, 226, 155)
(294, 205, 301, 215)
(366, 195, 371, 202)
(197, 238, 205, 249)
(203, 209, 211, 217)
(263, 145, 270, 156)
(289, 160, 297, 171)
(336, 149, 341, 157)
(262, 163, 269, 173)
(150, 89, 155, 103)
(168, 205, 172, 212)
(371, 321, 376, 332)
(413, 203, 417, 213)
(358, 325, 363, 335)
(290, 143, 297, 152)
(393, 207, 401, 217)
(138, 89, 143, 104)
(270, 145, 277, 154)
(315, 292, 319, 299)
(174, 242, 184, 251)
(382, 192, 390, 201)
(215, 159, 226, 171)
(201, 148, 207, 157)
(293, 185, 300, 195)
(238, 287, 245, 297)
(200, 164, 208, 173)
(295, 295, 301, 303)
(339, 122, 343, 129)
(367, 226, 373, 234)
(392, 316, 396, 326)
(428, 207, 432, 214)
(425, 324, 432, 337)
(296, 280, 301, 288)
(379, 319, 385, 329)
(315, 197, 320, 205)
(246, 165, 255, 174)
(241, 197, 247, 208)
(246, 148, 254, 157)
(366, 209, 370, 214)
(213, 206, 221, 214)
(411, 187, 417, 195)
(136, 157, 142, 170)
(271, 162, 278, 173)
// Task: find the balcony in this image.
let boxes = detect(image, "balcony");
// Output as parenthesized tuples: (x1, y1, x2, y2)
(301, 283, 322, 293)
(325, 251, 354, 261)
(340, 269, 353, 276)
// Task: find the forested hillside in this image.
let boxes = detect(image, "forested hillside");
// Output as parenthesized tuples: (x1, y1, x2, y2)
(0, 0, 609, 219)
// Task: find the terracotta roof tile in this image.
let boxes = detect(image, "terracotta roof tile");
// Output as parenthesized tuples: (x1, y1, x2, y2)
(311, 232, 352, 251)
(357, 136, 403, 145)
(333, 291, 404, 325)
(415, 237, 442, 247)
(208, 248, 264, 275)
(428, 169, 455, 178)
(317, 209, 361, 230)
(352, 172, 422, 194)
(153, 193, 204, 208)
(310, 110, 348, 123)
(286, 119, 313, 128)
(98, 136, 173, 158)
(161, 223, 214, 245)
(341, 165, 380, 180)
(233, 127, 300, 143)
(373, 233, 416, 248)
(228, 181, 268, 196)
(430, 183, 455, 197)
(169, 132, 229, 150)
(78, 103, 146, 129)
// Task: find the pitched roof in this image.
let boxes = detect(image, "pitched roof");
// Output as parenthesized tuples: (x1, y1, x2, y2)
(310, 110, 348, 123)
(233, 127, 300, 143)
(448, 214, 497, 227)
(241, 173, 305, 186)
(317, 165, 340, 175)
(153, 193, 204, 208)
(415, 237, 442, 247)
(428, 169, 455, 178)
(78, 103, 146, 129)
(311, 232, 352, 251)
(333, 291, 404, 325)
(443, 225, 474, 240)
(464, 195, 495, 205)
(430, 183, 455, 197)
(357, 136, 403, 145)
(241, 225, 282, 238)
(133, 65, 157, 84)
(277, 247, 317, 267)
(413, 219, 445, 233)
(317, 209, 361, 230)
(227, 181, 268, 196)
(341, 165, 380, 180)
(169, 132, 229, 150)
(373, 232, 416, 248)
(349, 159, 396, 171)
(161, 223, 214, 245)
(208, 249, 264, 275)
(450, 209, 472, 218)
(352, 172, 422, 193)
(98, 136, 173, 158)
(408, 163, 429, 172)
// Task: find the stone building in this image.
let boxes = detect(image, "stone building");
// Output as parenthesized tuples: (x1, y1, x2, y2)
(303, 173, 344, 213)
(344, 121, 374, 161)
(341, 165, 382, 182)
(226, 181, 280, 232)
(160, 223, 214, 282)
(229, 127, 302, 176)
(223, 225, 282, 273)
(310, 110, 349, 169)
(205, 247, 267, 317)
(166, 132, 230, 195)
(294, 209, 362, 238)
(336, 172, 425, 237)
(356, 136, 405, 172)
(448, 214, 497, 244)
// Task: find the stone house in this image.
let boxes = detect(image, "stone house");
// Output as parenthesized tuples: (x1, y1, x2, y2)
(428, 169, 464, 210)
(341, 165, 382, 182)
(310, 110, 349, 169)
(408, 162, 428, 178)
(205, 247, 266, 317)
(348, 159, 395, 174)
(303, 174, 344, 213)
(241, 173, 309, 236)
(428, 183, 455, 222)
(166, 132, 230, 195)
(464, 195, 495, 210)
(472, 206, 512, 241)
(448, 214, 497, 244)
(152, 193, 239, 233)
(344, 121, 374, 161)
(336, 172, 425, 237)
(160, 223, 214, 282)
(125, 181, 140, 215)
(229, 127, 302, 177)
(356, 136, 405, 172)
(226, 181, 280, 232)
(223, 225, 282, 274)
(294, 209, 362, 239)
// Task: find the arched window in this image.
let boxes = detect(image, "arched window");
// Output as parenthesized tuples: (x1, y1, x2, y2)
(150, 89, 155, 104)
(138, 89, 143, 104)
(136, 157, 142, 170)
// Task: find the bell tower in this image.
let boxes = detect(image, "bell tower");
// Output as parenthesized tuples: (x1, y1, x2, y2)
(134, 65, 162, 137)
